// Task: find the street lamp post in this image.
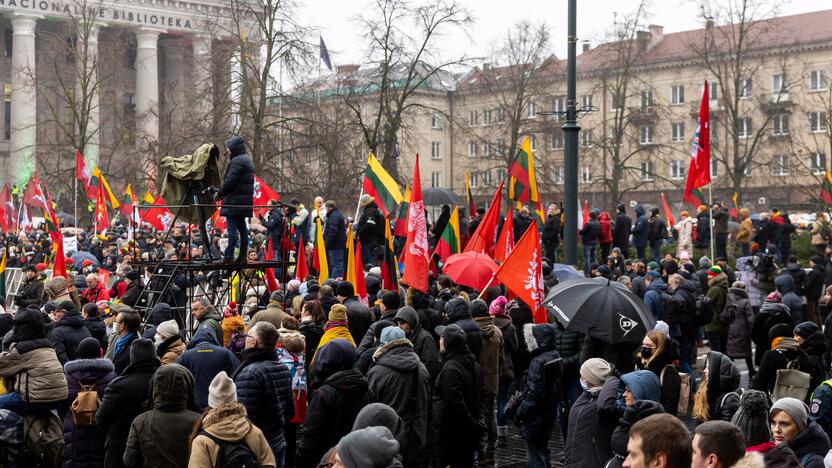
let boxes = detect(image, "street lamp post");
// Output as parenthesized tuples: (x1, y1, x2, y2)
(562, 0, 581, 265)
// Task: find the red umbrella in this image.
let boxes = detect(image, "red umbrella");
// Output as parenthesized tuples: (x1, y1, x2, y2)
(442, 251, 499, 291)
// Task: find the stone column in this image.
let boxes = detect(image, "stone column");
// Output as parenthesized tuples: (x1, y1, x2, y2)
(162, 38, 185, 130)
(9, 15, 38, 186)
(135, 29, 160, 146)
(192, 33, 213, 125)
(77, 24, 99, 167)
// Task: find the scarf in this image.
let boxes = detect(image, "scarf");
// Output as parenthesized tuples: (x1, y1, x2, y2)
(773, 336, 799, 351)
(114, 332, 138, 357)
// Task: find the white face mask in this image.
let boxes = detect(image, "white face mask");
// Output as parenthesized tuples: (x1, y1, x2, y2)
(154, 334, 164, 345)
(580, 380, 591, 391)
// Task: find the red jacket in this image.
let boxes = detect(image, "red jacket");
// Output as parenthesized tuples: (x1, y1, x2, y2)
(81, 284, 110, 304)
(598, 212, 613, 244)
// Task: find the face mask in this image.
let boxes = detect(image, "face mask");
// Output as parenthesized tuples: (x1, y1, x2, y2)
(154, 334, 164, 345)
(641, 346, 653, 359)
(580, 380, 590, 391)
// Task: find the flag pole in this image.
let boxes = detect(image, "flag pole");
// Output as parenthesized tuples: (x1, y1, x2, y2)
(709, 184, 714, 261)
(353, 186, 365, 227)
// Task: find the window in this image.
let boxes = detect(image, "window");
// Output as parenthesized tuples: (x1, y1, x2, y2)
(639, 126, 653, 145)
(738, 117, 752, 138)
(431, 171, 442, 188)
(496, 138, 505, 155)
(483, 170, 492, 186)
(740, 78, 752, 99)
(467, 141, 478, 158)
(711, 158, 719, 178)
(810, 111, 828, 133)
(671, 160, 685, 180)
(3, 29, 11, 58)
(122, 92, 135, 144)
(811, 152, 826, 174)
(483, 109, 492, 125)
(496, 108, 505, 123)
(470, 172, 479, 187)
(581, 94, 592, 110)
(483, 142, 491, 157)
(771, 154, 789, 176)
(581, 166, 593, 183)
(526, 101, 536, 118)
(711, 119, 718, 143)
(552, 96, 566, 114)
(671, 122, 685, 142)
(529, 134, 537, 151)
(3, 84, 10, 140)
(467, 110, 478, 126)
(431, 111, 442, 129)
(810, 70, 828, 92)
(611, 92, 624, 111)
(772, 73, 788, 99)
(551, 131, 564, 150)
(671, 85, 685, 104)
(640, 161, 654, 181)
(740, 156, 753, 177)
(772, 113, 789, 136)
(640, 88, 654, 111)
(554, 166, 564, 184)
(581, 130, 592, 148)
(708, 81, 718, 101)
(431, 141, 441, 160)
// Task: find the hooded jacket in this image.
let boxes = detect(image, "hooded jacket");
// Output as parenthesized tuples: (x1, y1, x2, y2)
(50, 309, 93, 364)
(722, 287, 755, 358)
(753, 338, 822, 401)
(0, 337, 68, 403)
(598, 212, 613, 244)
(696, 211, 711, 248)
(517, 324, 561, 441)
(607, 400, 666, 468)
(444, 298, 482, 360)
(189, 402, 276, 468)
(751, 302, 792, 363)
(776, 274, 804, 324)
(785, 262, 807, 296)
(617, 370, 662, 412)
(705, 351, 741, 421)
(196, 308, 224, 347)
(631, 206, 649, 248)
(613, 210, 632, 250)
(802, 331, 827, 381)
(475, 315, 504, 394)
(564, 374, 620, 468)
(787, 421, 831, 468)
(217, 135, 255, 218)
(176, 327, 240, 411)
(123, 364, 200, 468)
(343, 296, 373, 346)
(366, 338, 430, 467)
(705, 272, 729, 335)
(63, 357, 117, 468)
(643, 277, 668, 320)
(491, 311, 517, 382)
(394, 306, 440, 382)
(16, 273, 45, 307)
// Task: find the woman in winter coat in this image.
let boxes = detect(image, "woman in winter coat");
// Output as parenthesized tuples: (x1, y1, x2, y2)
(794, 321, 827, 379)
(598, 211, 613, 260)
(276, 327, 307, 468)
(606, 370, 664, 468)
(674, 210, 695, 258)
(63, 337, 117, 468)
(188, 371, 276, 468)
(154, 319, 185, 365)
(751, 292, 792, 365)
(299, 299, 325, 372)
(768, 397, 830, 468)
(489, 296, 517, 445)
(737, 208, 754, 257)
(811, 212, 831, 257)
(736, 256, 762, 312)
(722, 281, 756, 377)
(637, 330, 681, 416)
(693, 351, 740, 423)
(563, 358, 618, 468)
(752, 324, 822, 402)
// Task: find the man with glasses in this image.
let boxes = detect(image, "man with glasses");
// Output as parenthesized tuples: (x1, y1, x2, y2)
(107, 309, 141, 375)
(233, 322, 294, 465)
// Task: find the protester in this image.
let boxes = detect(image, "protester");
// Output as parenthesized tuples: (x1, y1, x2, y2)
(731, 389, 772, 447)
(191, 297, 224, 345)
(50, 300, 92, 364)
(693, 351, 740, 423)
(751, 291, 792, 365)
(622, 414, 692, 468)
(753, 324, 821, 400)
(516, 323, 560, 467)
(690, 420, 747, 468)
(704, 266, 729, 353)
(564, 358, 617, 468)
(769, 397, 830, 468)
(722, 281, 756, 377)
(81, 302, 108, 350)
(638, 330, 681, 416)
(176, 326, 240, 411)
(336, 281, 373, 345)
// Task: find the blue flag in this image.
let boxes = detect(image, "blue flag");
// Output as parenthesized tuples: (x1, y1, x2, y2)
(319, 36, 333, 71)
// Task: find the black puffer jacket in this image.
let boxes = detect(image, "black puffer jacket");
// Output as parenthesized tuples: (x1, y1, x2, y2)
(218, 135, 255, 218)
(517, 324, 561, 441)
(16, 274, 45, 307)
(564, 374, 620, 468)
(776, 274, 804, 324)
(803, 331, 828, 381)
(492, 312, 517, 382)
(176, 326, 240, 411)
(553, 325, 582, 381)
(607, 400, 665, 468)
(753, 342, 822, 402)
(705, 351, 741, 421)
(50, 310, 92, 364)
(507, 300, 534, 378)
(752, 302, 792, 364)
(366, 338, 431, 467)
(788, 421, 831, 468)
(357, 201, 384, 244)
(642, 340, 682, 416)
(343, 296, 373, 346)
(613, 210, 632, 251)
(84, 316, 108, 351)
(444, 298, 482, 360)
(63, 358, 117, 468)
(395, 306, 441, 382)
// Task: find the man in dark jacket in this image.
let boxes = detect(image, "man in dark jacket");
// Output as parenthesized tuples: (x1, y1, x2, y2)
(123, 364, 200, 468)
(176, 326, 240, 410)
(580, 210, 600, 277)
(191, 297, 224, 345)
(433, 324, 483, 468)
(367, 327, 431, 468)
(394, 305, 441, 382)
(49, 300, 92, 364)
(631, 205, 649, 260)
(806, 256, 826, 327)
(647, 208, 667, 262)
(696, 208, 711, 252)
(324, 200, 347, 279)
(297, 338, 373, 468)
(233, 321, 294, 461)
(776, 274, 804, 325)
(517, 323, 561, 468)
(444, 297, 482, 360)
(108, 310, 141, 375)
(96, 339, 160, 468)
(713, 204, 730, 260)
(785, 254, 807, 297)
(613, 204, 632, 258)
(336, 281, 373, 345)
(13, 265, 44, 308)
(82, 303, 108, 351)
(513, 207, 534, 243)
(431, 204, 452, 244)
(542, 204, 561, 263)
(261, 200, 286, 268)
(119, 271, 143, 308)
(215, 135, 255, 263)
(356, 196, 385, 267)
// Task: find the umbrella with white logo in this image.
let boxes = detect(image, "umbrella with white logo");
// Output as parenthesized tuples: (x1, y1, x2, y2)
(543, 278, 655, 344)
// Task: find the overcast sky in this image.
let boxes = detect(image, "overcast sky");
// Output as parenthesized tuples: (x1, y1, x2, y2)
(297, 0, 823, 70)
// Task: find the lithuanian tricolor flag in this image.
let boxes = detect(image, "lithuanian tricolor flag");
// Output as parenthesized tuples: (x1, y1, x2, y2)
(0, 243, 7, 300)
(822, 171, 832, 205)
(362, 152, 402, 217)
(381, 218, 399, 291)
(393, 185, 411, 237)
(465, 172, 476, 216)
(433, 206, 460, 264)
(508, 137, 545, 221)
(90, 168, 120, 209)
(686, 187, 705, 207)
(120, 184, 135, 216)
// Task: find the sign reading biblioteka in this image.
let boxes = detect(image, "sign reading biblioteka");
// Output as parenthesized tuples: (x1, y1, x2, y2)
(0, 0, 198, 30)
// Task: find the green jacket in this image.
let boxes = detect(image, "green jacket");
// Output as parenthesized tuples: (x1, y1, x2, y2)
(704, 273, 728, 335)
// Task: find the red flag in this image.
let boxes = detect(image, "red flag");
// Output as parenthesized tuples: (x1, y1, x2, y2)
(94, 175, 109, 233)
(75, 150, 95, 199)
(253, 175, 280, 216)
(211, 203, 226, 230)
(401, 155, 430, 293)
(660, 193, 676, 228)
(264, 238, 280, 293)
(0, 184, 13, 232)
(23, 173, 48, 211)
(354, 240, 368, 305)
(295, 240, 309, 281)
(52, 236, 67, 278)
(494, 223, 546, 323)
(141, 197, 173, 231)
(494, 207, 515, 263)
(684, 80, 711, 205)
(582, 200, 590, 228)
(465, 181, 503, 255)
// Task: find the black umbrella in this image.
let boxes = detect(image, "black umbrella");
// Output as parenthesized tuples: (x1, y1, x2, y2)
(422, 187, 460, 206)
(543, 278, 655, 344)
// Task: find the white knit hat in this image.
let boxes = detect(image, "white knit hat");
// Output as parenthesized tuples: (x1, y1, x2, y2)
(208, 371, 237, 408)
(156, 320, 179, 339)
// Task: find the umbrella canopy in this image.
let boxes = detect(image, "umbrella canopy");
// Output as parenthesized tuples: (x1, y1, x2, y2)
(442, 251, 499, 291)
(422, 187, 460, 206)
(543, 278, 655, 344)
(57, 212, 76, 227)
(551, 263, 583, 282)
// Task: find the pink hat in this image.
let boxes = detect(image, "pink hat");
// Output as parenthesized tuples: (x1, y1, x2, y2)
(489, 296, 508, 315)
(766, 291, 782, 303)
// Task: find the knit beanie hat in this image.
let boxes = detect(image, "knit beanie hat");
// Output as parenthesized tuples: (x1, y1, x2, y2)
(155, 319, 179, 339)
(336, 426, 400, 468)
(130, 338, 157, 364)
(223, 301, 239, 318)
(379, 326, 405, 344)
(794, 321, 819, 339)
(769, 323, 794, 342)
(580, 358, 612, 388)
(708, 265, 722, 277)
(336, 281, 355, 297)
(489, 296, 508, 316)
(766, 291, 782, 303)
(653, 321, 670, 337)
(208, 371, 237, 408)
(645, 271, 660, 279)
(647, 261, 659, 271)
(11, 306, 46, 342)
(770, 397, 809, 432)
(352, 403, 405, 444)
(730, 389, 772, 447)
(699, 256, 712, 268)
(328, 304, 348, 323)
(76, 336, 102, 359)
(381, 291, 400, 310)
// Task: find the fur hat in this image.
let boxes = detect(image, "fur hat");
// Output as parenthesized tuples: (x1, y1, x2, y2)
(328, 304, 348, 323)
(208, 371, 237, 408)
(730, 390, 772, 447)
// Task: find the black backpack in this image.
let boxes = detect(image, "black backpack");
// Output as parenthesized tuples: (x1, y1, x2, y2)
(660, 291, 687, 325)
(691, 295, 714, 326)
(199, 431, 260, 468)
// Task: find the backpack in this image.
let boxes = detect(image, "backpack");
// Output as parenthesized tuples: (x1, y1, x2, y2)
(20, 413, 64, 468)
(772, 356, 811, 402)
(227, 332, 246, 357)
(660, 292, 687, 325)
(691, 295, 714, 326)
(661, 365, 692, 416)
(199, 430, 260, 468)
(70, 380, 101, 426)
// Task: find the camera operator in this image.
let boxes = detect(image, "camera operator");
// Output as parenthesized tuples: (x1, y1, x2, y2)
(214, 135, 255, 263)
